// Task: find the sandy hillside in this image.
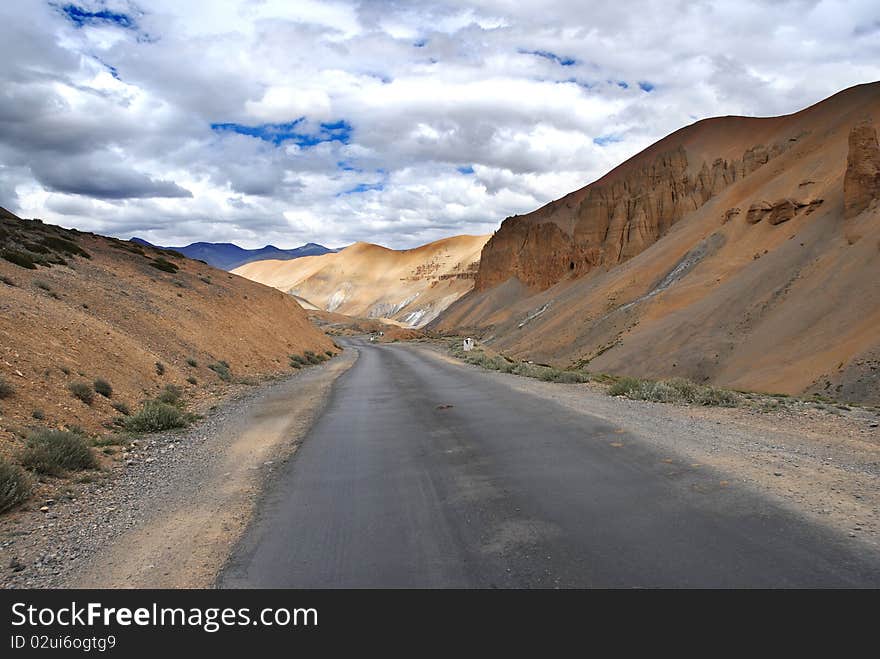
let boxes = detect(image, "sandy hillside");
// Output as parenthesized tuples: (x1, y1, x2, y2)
(234, 234, 489, 327)
(432, 82, 880, 404)
(0, 210, 335, 452)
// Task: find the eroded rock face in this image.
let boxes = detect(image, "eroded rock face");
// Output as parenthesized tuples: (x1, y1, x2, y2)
(767, 199, 799, 225)
(844, 120, 880, 219)
(746, 198, 818, 225)
(475, 140, 788, 292)
(746, 201, 773, 224)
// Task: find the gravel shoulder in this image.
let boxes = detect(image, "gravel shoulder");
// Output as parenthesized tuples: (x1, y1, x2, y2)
(419, 343, 880, 551)
(0, 349, 356, 588)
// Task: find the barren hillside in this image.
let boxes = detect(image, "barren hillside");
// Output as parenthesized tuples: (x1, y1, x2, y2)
(0, 210, 335, 451)
(234, 234, 489, 327)
(432, 82, 880, 404)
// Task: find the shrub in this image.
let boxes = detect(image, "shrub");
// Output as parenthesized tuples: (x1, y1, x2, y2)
(0, 460, 31, 513)
(20, 429, 98, 475)
(325, 350, 334, 357)
(32, 409, 44, 420)
(0, 274, 15, 286)
(607, 376, 739, 407)
(156, 383, 182, 405)
(93, 378, 113, 398)
(186, 376, 197, 385)
(0, 377, 13, 399)
(1, 249, 37, 269)
(34, 279, 51, 291)
(694, 386, 739, 407)
(125, 400, 188, 433)
(155, 361, 166, 376)
(68, 381, 94, 405)
(608, 377, 641, 397)
(40, 235, 90, 258)
(208, 361, 231, 381)
(111, 401, 131, 416)
(149, 258, 179, 273)
(290, 354, 305, 365)
(186, 358, 198, 367)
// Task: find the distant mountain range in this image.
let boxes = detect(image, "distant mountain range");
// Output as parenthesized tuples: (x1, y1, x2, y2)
(129, 238, 337, 271)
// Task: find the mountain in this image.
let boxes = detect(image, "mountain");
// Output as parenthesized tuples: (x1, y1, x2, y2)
(233, 235, 490, 327)
(129, 238, 336, 271)
(0, 210, 335, 444)
(431, 82, 880, 404)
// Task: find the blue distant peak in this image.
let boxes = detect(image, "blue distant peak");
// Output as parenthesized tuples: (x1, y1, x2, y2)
(60, 4, 136, 29)
(211, 119, 353, 147)
(519, 49, 577, 67)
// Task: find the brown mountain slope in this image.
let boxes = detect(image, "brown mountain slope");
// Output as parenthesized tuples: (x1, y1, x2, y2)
(234, 234, 490, 327)
(0, 211, 334, 449)
(432, 82, 880, 404)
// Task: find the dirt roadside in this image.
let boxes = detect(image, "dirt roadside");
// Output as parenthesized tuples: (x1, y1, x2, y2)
(0, 349, 356, 588)
(419, 343, 880, 551)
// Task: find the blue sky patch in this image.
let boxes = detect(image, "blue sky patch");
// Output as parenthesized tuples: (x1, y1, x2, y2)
(593, 134, 623, 147)
(211, 119, 353, 147)
(457, 166, 474, 175)
(616, 81, 629, 89)
(338, 182, 384, 196)
(638, 81, 655, 92)
(519, 49, 577, 66)
(60, 4, 136, 29)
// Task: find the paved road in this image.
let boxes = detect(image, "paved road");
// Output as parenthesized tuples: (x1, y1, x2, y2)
(220, 340, 880, 588)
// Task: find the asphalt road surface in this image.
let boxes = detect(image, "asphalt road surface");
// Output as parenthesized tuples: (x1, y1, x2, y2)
(220, 340, 880, 588)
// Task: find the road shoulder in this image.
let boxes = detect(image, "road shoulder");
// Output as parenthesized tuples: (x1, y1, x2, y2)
(0, 349, 357, 588)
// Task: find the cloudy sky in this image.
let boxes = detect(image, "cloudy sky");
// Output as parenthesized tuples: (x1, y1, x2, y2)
(1, 1, 878, 249)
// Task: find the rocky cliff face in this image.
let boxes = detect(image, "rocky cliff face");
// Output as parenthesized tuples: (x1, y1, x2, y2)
(844, 120, 880, 219)
(475, 140, 791, 292)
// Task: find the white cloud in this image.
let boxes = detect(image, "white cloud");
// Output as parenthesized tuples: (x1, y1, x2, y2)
(1, 0, 878, 249)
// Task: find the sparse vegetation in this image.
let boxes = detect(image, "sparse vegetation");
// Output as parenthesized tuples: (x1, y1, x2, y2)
(149, 257, 179, 273)
(186, 358, 198, 367)
(0, 377, 14, 399)
(20, 429, 99, 475)
(0, 274, 15, 286)
(290, 354, 305, 366)
(1, 249, 37, 269)
(93, 378, 113, 398)
(68, 381, 94, 405)
(111, 401, 131, 416)
(208, 360, 232, 381)
(156, 383, 182, 405)
(155, 361, 165, 376)
(0, 460, 31, 513)
(40, 235, 90, 259)
(607, 376, 739, 407)
(186, 376, 197, 385)
(325, 350, 334, 357)
(124, 400, 188, 433)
